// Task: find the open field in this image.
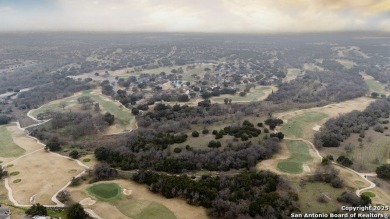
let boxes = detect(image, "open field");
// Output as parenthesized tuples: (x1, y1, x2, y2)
(319, 129, 390, 172)
(285, 68, 302, 82)
(0, 125, 25, 158)
(87, 183, 122, 201)
(303, 63, 324, 71)
(211, 86, 275, 103)
(336, 59, 356, 69)
(366, 79, 386, 94)
(7, 148, 84, 205)
(293, 181, 347, 213)
(30, 90, 135, 133)
(360, 72, 386, 94)
(281, 112, 328, 138)
(277, 140, 312, 174)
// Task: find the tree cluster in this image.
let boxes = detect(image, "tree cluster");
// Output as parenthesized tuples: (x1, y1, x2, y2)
(314, 98, 390, 147)
(133, 170, 299, 218)
(95, 137, 280, 173)
(267, 70, 368, 104)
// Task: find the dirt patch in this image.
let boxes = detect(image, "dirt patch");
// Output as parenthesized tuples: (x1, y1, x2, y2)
(161, 82, 173, 90)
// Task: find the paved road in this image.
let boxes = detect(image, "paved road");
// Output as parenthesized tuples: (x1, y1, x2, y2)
(276, 101, 378, 197)
(3, 121, 101, 219)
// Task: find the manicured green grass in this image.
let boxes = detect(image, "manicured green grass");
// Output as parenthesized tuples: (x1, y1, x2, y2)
(87, 183, 122, 201)
(281, 112, 328, 138)
(362, 191, 376, 198)
(212, 86, 271, 103)
(366, 79, 385, 94)
(116, 199, 176, 219)
(0, 126, 25, 157)
(277, 140, 312, 174)
(13, 179, 21, 183)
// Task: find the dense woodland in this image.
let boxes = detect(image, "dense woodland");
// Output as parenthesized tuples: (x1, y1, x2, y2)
(94, 128, 281, 173)
(15, 78, 94, 110)
(31, 111, 115, 140)
(133, 170, 299, 219)
(314, 97, 390, 147)
(267, 68, 368, 103)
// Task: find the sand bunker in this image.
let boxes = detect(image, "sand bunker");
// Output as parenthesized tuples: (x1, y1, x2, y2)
(312, 125, 321, 131)
(123, 189, 133, 196)
(80, 197, 96, 206)
(303, 164, 311, 173)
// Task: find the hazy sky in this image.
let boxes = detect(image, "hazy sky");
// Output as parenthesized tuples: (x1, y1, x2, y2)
(1, 0, 390, 32)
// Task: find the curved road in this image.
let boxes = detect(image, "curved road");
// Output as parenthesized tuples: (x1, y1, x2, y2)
(3, 121, 101, 219)
(276, 102, 377, 197)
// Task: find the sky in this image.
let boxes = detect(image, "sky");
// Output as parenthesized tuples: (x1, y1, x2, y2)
(1, 0, 390, 33)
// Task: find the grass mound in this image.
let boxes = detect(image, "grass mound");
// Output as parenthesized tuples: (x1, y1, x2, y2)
(362, 191, 376, 198)
(277, 140, 312, 174)
(9, 171, 20, 176)
(13, 179, 22, 183)
(87, 183, 122, 201)
(117, 199, 176, 219)
(83, 158, 91, 163)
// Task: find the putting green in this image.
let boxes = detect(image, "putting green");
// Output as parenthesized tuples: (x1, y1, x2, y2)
(87, 183, 122, 201)
(277, 140, 312, 174)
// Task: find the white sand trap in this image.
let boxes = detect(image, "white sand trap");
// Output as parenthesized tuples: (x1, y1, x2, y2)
(80, 197, 96, 206)
(123, 189, 133, 196)
(312, 125, 321, 131)
(303, 164, 311, 173)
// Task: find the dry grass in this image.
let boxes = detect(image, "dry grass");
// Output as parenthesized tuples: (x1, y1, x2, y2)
(7, 149, 84, 205)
